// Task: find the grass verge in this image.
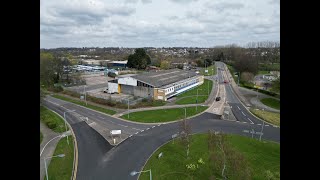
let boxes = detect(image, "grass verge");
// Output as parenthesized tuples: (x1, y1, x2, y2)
(52, 94, 116, 115)
(120, 106, 208, 123)
(175, 95, 208, 105)
(45, 136, 74, 180)
(200, 65, 216, 76)
(40, 131, 43, 144)
(140, 134, 280, 180)
(40, 106, 68, 133)
(260, 98, 280, 110)
(250, 108, 280, 126)
(176, 79, 213, 98)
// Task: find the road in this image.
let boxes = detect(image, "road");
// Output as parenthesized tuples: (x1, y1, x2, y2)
(215, 62, 278, 126)
(42, 62, 279, 179)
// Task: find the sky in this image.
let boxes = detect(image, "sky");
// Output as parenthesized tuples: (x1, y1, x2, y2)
(40, 0, 280, 48)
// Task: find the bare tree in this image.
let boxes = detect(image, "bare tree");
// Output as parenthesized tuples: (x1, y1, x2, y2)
(241, 72, 255, 83)
(179, 119, 192, 158)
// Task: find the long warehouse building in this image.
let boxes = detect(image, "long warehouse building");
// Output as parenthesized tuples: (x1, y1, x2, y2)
(107, 69, 204, 101)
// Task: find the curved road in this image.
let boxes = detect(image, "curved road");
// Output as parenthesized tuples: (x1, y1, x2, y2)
(43, 62, 280, 179)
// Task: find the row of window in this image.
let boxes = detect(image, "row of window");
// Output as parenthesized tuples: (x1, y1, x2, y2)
(164, 78, 199, 93)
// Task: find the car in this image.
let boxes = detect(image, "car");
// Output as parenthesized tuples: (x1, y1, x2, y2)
(224, 80, 228, 83)
(215, 97, 221, 101)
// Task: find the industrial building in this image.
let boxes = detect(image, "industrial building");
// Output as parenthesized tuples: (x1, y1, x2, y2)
(107, 60, 128, 68)
(107, 69, 204, 101)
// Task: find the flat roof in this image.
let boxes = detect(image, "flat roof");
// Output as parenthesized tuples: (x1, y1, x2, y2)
(132, 69, 198, 87)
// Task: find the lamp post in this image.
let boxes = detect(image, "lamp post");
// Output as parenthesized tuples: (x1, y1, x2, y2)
(130, 169, 152, 180)
(44, 154, 65, 180)
(196, 89, 203, 112)
(83, 85, 87, 106)
(64, 109, 75, 145)
(127, 98, 130, 119)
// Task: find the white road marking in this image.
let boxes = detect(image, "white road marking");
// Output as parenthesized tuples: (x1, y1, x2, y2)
(273, 125, 278, 128)
(257, 124, 262, 125)
(241, 111, 246, 116)
(98, 116, 105, 119)
(242, 121, 247, 123)
(135, 132, 139, 134)
(230, 106, 232, 109)
(132, 127, 141, 131)
(157, 124, 161, 126)
(237, 106, 240, 110)
(152, 126, 155, 128)
(46, 100, 60, 106)
(118, 124, 128, 128)
(88, 112, 95, 116)
(129, 135, 132, 137)
(247, 118, 254, 124)
(265, 125, 269, 127)
(141, 130, 144, 132)
(146, 128, 150, 130)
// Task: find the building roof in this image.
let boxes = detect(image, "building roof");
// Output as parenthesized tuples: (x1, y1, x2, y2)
(132, 69, 198, 88)
(109, 60, 128, 64)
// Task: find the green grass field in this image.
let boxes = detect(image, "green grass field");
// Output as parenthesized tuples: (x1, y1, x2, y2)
(175, 95, 208, 105)
(200, 65, 216, 76)
(176, 79, 213, 98)
(250, 109, 280, 126)
(258, 71, 270, 75)
(260, 98, 280, 110)
(40, 131, 43, 144)
(120, 106, 208, 123)
(52, 94, 116, 115)
(45, 136, 74, 180)
(40, 106, 68, 133)
(140, 134, 280, 180)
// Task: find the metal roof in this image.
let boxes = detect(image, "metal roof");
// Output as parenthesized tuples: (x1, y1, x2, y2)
(132, 69, 198, 87)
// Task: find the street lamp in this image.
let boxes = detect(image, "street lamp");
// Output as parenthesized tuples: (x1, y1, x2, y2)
(127, 98, 130, 119)
(64, 109, 75, 145)
(130, 169, 152, 180)
(44, 154, 65, 180)
(83, 85, 87, 106)
(196, 89, 203, 112)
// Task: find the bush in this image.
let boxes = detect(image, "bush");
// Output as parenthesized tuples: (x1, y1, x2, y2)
(47, 121, 57, 129)
(47, 86, 63, 92)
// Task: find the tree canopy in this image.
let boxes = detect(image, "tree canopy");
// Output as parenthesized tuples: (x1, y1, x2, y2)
(127, 48, 151, 69)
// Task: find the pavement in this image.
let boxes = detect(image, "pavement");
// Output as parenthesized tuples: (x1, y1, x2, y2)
(40, 122, 61, 180)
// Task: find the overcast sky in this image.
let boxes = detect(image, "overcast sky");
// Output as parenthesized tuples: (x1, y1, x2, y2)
(40, 0, 280, 48)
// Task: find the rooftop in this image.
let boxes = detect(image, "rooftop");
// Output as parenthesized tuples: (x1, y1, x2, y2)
(132, 69, 198, 87)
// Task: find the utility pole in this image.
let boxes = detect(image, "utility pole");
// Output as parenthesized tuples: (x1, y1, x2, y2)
(237, 72, 240, 86)
(127, 98, 130, 119)
(259, 121, 265, 141)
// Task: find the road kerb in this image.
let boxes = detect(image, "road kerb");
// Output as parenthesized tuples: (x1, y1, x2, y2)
(50, 110, 78, 180)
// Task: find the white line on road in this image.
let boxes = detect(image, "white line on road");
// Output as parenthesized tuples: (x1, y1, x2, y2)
(257, 124, 262, 126)
(132, 127, 141, 130)
(118, 124, 128, 128)
(46, 100, 60, 106)
(152, 126, 155, 128)
(129, 135, 132, 137)
(140, 130, 144, 132)
(237, 106, 240, 110)
(273, 125, 278, 128)
(242, 121, 247, 123)
(98, 116, 105, 119)
(247, 118, 254, 124)
(241, 111, 246, 116)
(157, 124, 161, 126)
(146, 128, 150, 130)
(135, 132, 139, 134)
(265, 125, 269, 127)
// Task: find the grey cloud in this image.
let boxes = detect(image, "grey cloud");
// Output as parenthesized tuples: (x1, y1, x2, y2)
(170, 0, 198, 4)
(208, 2, 244, 12)
(141, 0, 152, 4)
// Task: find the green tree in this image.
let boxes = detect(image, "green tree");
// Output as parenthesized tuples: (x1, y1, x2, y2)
(271, 77, 280, 93)
(160, 60, 170, 70)
(127, 48, 151, 69)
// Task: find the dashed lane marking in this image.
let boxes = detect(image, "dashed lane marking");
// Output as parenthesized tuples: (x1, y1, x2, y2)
(257, 124, 262, 125)
(265, 125, 269, 127)
(237, 106, 240, 110)
(157, 124, 161, 126)
(129, 135, 132, 137)
(140, 130, 144, 132)
(241, 111, 246, 116)
(242, 121, 247, 123)
(135, 132, 139, 134)
(146, 128, 150, 130)
(118, 124, 128, 128)
(152, 126, 155, 128)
